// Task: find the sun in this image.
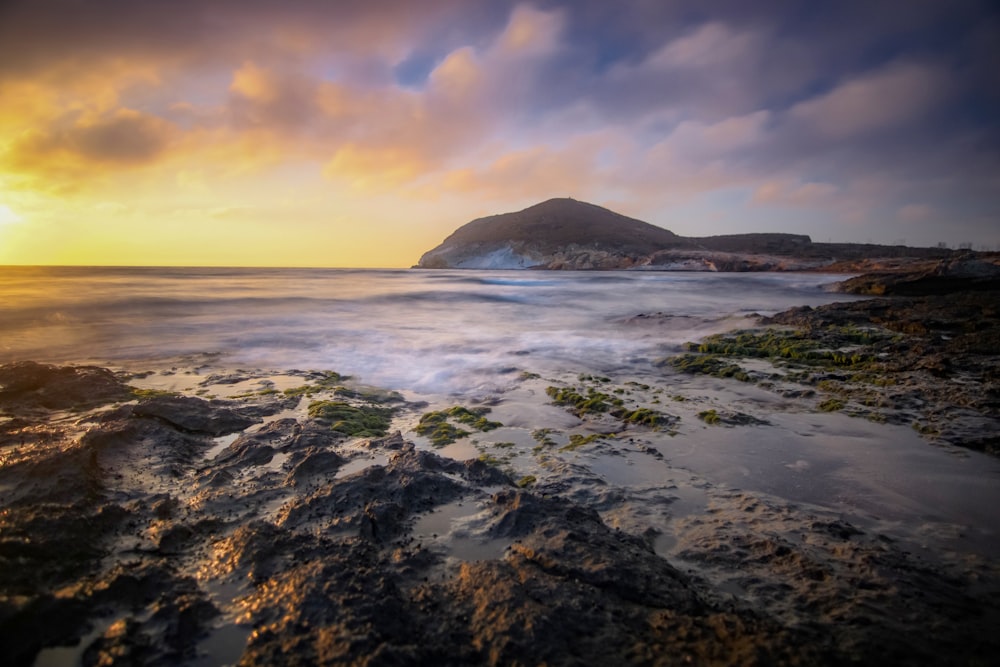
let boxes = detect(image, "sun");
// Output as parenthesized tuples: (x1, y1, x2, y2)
(0, 204, 23, 226)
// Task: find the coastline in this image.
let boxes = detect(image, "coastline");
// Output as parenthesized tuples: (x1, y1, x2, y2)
(2, 277, 999, 665)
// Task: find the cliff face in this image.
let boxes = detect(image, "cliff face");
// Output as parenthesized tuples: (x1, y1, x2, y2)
(415, 198, 958, 271)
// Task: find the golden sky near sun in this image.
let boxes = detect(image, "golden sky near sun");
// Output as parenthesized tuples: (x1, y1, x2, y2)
(0, 1, 996, 266)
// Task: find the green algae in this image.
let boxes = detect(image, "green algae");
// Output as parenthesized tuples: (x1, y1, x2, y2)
(283, 371, 353, 398)
(415, 405, 502, 447)
(283, 385, 319, 398)
(415, 412, 470, 447)
(697, 409, 721, 425)
(661, 354, 752, 382)
(307, 401, 394, 437)
(681, 327, 889, 372)
(617, 407, 674, 429)
(333, 386, 405, 404)
(818, 398, 845, 412)
(230, 388, 279, 398)
(545, 386, 617, 415)
(446, 406, 502, 431)
(516, 475, 537, 488)
(547, 384, 674, 430)
(130, 388, 180, 399)
(477, 453, 504, 467)
(531, 428, 558, 450)
(659, 326, 893, 389)
(560, 433, 604, 451)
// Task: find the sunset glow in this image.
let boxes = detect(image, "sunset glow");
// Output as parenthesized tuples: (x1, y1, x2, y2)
(0, 1, 997, 266)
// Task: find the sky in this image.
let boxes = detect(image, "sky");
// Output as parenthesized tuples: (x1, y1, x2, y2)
(0, 0, 998, 267)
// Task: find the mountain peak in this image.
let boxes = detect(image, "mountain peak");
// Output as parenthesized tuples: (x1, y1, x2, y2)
(415, 198, 959, 271)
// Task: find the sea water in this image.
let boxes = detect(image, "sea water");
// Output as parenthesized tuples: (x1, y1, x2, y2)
(0, 266, 856, 394)
(4, 266, 1000, 558)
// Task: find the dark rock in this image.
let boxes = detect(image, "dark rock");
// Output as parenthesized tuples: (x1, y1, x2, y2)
(133, 395, 257, 436)
(0, 361, 131, 411)
(836, 257, 1000, 296)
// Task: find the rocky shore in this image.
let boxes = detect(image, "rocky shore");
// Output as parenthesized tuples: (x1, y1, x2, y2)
(3, 273, 1000, 665)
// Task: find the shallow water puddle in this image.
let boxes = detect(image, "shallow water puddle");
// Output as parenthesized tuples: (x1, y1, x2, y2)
(32, 618, 118, 667)
(590, 450, 672, 487)
(262, 452, 288, 472)
(653, 484, 710, 556)
(193, 623, 251, 667)
(412, 499, 508, 561)
(433, 438, 480, 461)
(206, 432, 240, 460)
(335, 452, 389, 478)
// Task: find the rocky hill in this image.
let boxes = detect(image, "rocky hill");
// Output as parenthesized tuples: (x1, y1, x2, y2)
(415, 198, 957, 271)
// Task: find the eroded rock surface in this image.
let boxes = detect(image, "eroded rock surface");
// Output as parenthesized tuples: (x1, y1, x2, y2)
(1, 361, 998, 666)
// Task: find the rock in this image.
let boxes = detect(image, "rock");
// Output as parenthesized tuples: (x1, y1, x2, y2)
(0, 361, 131, 411)
(415, 198, 968, 271)
(836, 256, 1000, 295)
(133, 395, 257, 435)
(760, 289, 1000, 453)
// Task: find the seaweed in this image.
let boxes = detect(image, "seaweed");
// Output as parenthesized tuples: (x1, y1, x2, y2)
(334, 386, 405, 404)
(560, 433, 604, 451)
(531, 428, 557, 446)
(130, 388, 180, 399)
(660, 354, 752, 382)
(615, 407, 674, 429)
(697, 409, 721, 425)
(414, 405, 502, 447)
(447, 406, 502, 431)
(414, 412, 470, 447)
(545, 386, 614, 415)
(307, 401, 394, 437)
(283, 371, 353, 398)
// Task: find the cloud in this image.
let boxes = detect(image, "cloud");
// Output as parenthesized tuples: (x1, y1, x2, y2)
(646, 22, 760, 70)
(2, 108, 176, 192)
(788, 62, 951, 139)
(435, 133, 612, 200)
(496, 4, 564, 57)
(897, 203, 934, 223)
(0, 0, 996, 258)
(667, 111, 771, 158)
(752, 180, 840, 207)
(324, 144, 431, 190)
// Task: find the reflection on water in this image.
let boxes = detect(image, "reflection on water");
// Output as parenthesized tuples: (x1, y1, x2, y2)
(0, 267, 855, 394)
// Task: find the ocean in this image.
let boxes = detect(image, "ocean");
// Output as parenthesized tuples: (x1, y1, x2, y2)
(4, 265, 999, 561)
(0, 266, 857, 394)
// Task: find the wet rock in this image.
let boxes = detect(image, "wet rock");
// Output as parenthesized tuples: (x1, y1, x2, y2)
(81, 617, 155, 667)
(286, 449, 344, 486)
(748, 290, 1000, 453)
(836, 257, 1000, 296)
(133, 395, 257, 436)
(360, 431, 407, 451)
(276, 446, 471, 541)
(672, 491, 1000, 665)
(0, 361, 131, 411)
(5, 360, 999, 666)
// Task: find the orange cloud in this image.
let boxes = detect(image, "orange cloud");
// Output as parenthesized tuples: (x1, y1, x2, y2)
(2, 108, 176, 192)
(324, 144, 430, 190)
(496, 5, 564, 57)
(752, 180, 839, 206)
